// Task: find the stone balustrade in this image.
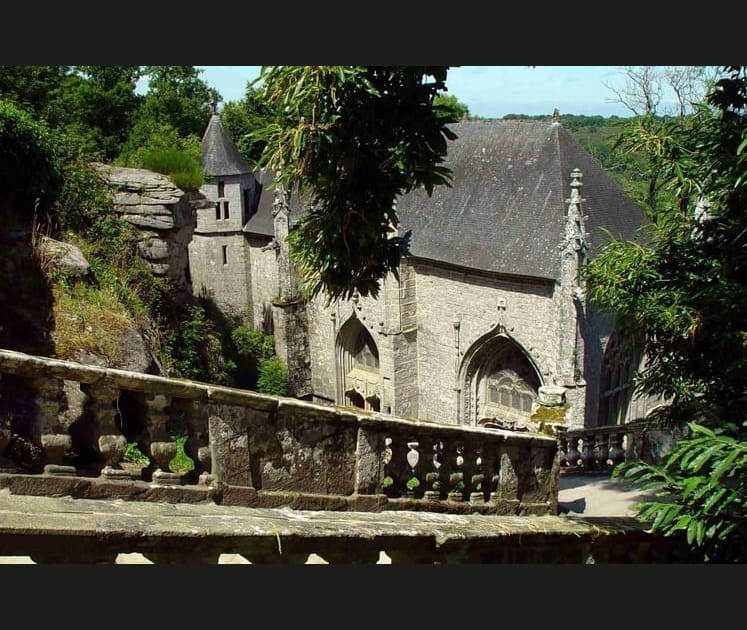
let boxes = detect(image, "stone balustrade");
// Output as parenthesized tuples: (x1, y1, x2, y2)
(557, 421, 649, 473)
(0, 349, 558, 515)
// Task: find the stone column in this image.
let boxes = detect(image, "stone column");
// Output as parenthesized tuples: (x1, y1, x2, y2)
(80, 382, 127, 478)
(354, 425, 384, 495)
(491, 443, 520, 510)
(31, 375, 75, 476)
(141, 393, 180, 485)
(557, 168, 589, 427)
(174, 398, 212, 485)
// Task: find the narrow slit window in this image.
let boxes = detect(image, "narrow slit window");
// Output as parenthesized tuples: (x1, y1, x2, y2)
(223, 201, 230, 219)
(222, 245, 228, 265)
(218, 181, 225, 197)
(215, 202, 221, 220)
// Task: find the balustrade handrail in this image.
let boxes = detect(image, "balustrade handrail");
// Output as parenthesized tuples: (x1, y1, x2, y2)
(0, 348, 558, 515)
(559, 420, 649, 437)
(0, 349, 555, 446)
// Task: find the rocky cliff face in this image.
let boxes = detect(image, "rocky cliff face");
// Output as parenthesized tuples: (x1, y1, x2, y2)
(94, 164, 212, 294)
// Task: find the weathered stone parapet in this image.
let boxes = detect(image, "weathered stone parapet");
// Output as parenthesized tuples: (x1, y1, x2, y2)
(0, 490, 697, 564)
(558, 421, 649, 472)
(0, 348, 557, 515)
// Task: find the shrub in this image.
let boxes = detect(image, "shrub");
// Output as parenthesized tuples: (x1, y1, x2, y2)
(0, 99, 61, 221)
(117, 121, 205, 191)
(257, 356, 288, 396)
(139, 147, 204, 192)
(231, 326, 275, 361)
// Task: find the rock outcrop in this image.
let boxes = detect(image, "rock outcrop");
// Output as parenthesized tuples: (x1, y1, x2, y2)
(93, 164, 212, 292)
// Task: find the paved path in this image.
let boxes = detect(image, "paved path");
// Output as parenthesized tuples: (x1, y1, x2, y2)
(558, 474, 657, 517)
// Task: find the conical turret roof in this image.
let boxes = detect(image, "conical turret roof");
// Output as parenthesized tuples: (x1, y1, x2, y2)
(200, 114, 252, 177)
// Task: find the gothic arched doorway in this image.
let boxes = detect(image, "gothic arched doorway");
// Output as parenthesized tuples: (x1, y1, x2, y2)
(336, 317, 382, 412)
(460, 330, 542, 426)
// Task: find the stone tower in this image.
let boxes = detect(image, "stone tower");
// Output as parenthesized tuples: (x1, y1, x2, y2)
(188, 112, 261, 323)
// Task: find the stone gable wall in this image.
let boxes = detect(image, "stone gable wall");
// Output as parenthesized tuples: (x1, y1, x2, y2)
(411, 261, 560, 426)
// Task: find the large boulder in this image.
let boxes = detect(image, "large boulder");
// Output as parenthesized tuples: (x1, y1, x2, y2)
(93, 164, 208, 292)
(38, 236, 90, 280)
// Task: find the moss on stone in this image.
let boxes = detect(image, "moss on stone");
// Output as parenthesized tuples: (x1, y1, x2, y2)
(531, 403, 570, 435)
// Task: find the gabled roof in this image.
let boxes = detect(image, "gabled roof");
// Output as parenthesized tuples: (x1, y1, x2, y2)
(397, 120, 649, 280)
(243, 120, 650, 281)
(200, 114, 252, 177)
(243, 169, 306, 237)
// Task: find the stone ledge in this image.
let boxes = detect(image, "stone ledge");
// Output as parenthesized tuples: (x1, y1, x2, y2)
(0, 489, 693, 563)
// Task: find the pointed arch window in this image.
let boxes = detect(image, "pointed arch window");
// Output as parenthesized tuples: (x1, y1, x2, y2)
(598, 335, 638, 426)
(336, 318, 381, 412)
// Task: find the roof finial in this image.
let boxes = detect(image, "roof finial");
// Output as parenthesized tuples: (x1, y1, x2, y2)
(552, 108, 560, 124)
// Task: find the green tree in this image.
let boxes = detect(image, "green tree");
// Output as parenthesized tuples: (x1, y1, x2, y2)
(135, 66, 218, 139)
(254, 66, 458, 301)
(0, 66, 71, 118)
(434, 93, 470, 121)
(0, 100, 61, 221)
(585, 66, 747, 562)
(256, 356, 288, 396)
(50, 66, 143, 161)
(221, 85, 277, 167)
(605, 66, 716, 221)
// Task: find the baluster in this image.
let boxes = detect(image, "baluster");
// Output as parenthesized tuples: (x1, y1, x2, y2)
(80, 382, 127, 478)
(422, 437, 443, 501)
(0, 373, 11, 472)
(383, 434, 409, 496)
(557, 430, 568, 467)
(488, 442, 502, 503)
(469, 444, 486, 504)
(594, 432, 611, 469)
(31, 375, 75, 476)
(581, 433, 596, 471)
(437, 438, 455, 501)
(448, 443, 465, 502)
(405, 440, 422, 498)
(608, 430, 625, 467)
(0, 420, 13, 472)
(141, 393, 180, 485)
(173, 399, 212, 485)
(566, 434, 582, 468)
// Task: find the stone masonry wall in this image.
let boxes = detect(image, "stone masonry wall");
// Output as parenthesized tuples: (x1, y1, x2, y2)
(305, 288, 389, 405)
(247, 237, 278, 333)
(197, 174, 256, 234)
(301, 259, 569, 427)
(188, 233, 252, 322)
(412, 261, 559, 426)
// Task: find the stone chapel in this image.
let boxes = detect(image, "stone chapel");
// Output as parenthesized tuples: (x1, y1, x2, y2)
(188, 112, 659, 430)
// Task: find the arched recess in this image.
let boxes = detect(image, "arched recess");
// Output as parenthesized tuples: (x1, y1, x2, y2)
(459, 327, 542, 426)
(336, 316, 381, 412)
(597, 333, 640, 426)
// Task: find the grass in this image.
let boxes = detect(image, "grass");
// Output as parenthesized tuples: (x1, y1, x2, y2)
(122, 435, 194, 474)
(140, 148, 205, 192)
(52, 281, 135, 363)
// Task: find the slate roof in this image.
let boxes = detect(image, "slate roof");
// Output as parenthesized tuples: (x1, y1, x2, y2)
(243, 168, 306, 237)
(242, 120, 650, 281)
(201, 114, 252, 177)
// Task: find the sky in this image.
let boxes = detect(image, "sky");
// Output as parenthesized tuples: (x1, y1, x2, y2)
(196, 66, 680, 119)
